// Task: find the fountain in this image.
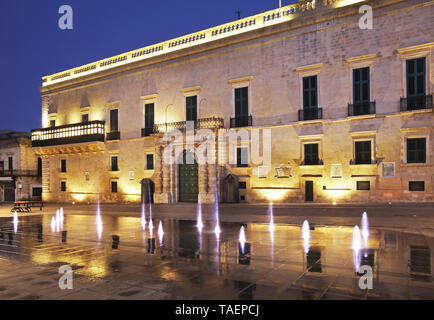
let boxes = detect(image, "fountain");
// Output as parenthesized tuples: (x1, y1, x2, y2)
(361, 211, 369, 246)
(239, 226, 246, 254)
(148, 185, 153, 236)
(352, 225, 362, 273)
(214, 192, 221, 239)
(196, 198, 203, 233)
(96, 198, 103, 240)
(302, 220, 311, 254)
(13, 211, 18, 234)
(51, 216, 56, 233)
(59, 208, 64, 227)
(158, 220, 164, 246)
(268, 201, 275, 234)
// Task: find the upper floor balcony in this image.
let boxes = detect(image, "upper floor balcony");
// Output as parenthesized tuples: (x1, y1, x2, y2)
(31, 121, 105, 147)
(298, 108, 323, 121)
(348, 101, 376, 117)
(153, 117, 224, 133)
(230, 115, 253, 128)
(400, 94, 433, 112)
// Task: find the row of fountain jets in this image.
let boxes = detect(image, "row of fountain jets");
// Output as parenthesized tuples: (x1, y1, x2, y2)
(11, 200, 369, 272)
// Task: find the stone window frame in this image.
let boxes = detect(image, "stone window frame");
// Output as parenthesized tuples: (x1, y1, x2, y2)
(145, 153, 155, 171)
(181, 87, 200, 122)
(295, 63, 323, 111)
(345, 54, 377, 105)
(298, 134, 324, 166)
(140, 94, 158, 129)
(60, 180, 67, 192)
(80, 107, 90, 123)
(110, 179, 118, 193)
(397, 43, 433, 98)
(48, 113, 57, 127)
(236, 145, 249, 168)
(402, 132, 430, 165)
(106, 101, 120, 133)
(350, 131, 377, 165)
(228, 76, 253, 119)
(60, 158, 67, 173)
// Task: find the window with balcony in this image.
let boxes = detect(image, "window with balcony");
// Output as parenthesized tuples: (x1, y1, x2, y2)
(142, 103, 154, 137)
(81, 114, 89, 123)
(107, 109, 120, 140)
(299, 76, 322, 121)
(111, 156, 119, 171)
(354, 141, 372, 164)
(401, 57, 432, 111)
(407, 138, 426, 163)
(186, 96, 197, 125)
(349, 67, 375, 116)
(231, 87, 252, 128)
(237, 147, 248, 167)
(146, 154, 154, 170)
(50, 120, 56, 128)
(60, 159, 67, 173)
(303, 143, 321, 165)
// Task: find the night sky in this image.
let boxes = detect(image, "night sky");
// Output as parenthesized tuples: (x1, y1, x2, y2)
(0, 0, 298, 132)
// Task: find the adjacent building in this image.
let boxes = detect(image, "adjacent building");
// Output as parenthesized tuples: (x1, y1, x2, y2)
(0, 130, 42, 202)
(32, 0, 434, 204)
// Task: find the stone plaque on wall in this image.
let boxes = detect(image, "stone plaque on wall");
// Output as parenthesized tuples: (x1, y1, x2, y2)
(274, 165, 292, 178)
(330, 164, 342, 178)
(382, 162, 395, 178)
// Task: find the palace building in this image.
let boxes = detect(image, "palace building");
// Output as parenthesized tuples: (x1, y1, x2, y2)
(32, 0, 434, 204)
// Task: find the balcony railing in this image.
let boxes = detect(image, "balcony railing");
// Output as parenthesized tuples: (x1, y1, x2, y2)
(230, 115, 252, 128)
(301, 159, 324, 166)
(31, 121, 105, 147)
(106, 131, 120, 141)
(298, 108, 322, 121)
(348, 101, 376, 116)
(0, 170, 41, 177)
(153, 117, 224, 133)
(141, 127, 154, 137)
(400, 94, 433, 111)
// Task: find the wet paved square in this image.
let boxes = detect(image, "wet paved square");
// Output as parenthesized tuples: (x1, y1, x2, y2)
(0, 211, 433, 300)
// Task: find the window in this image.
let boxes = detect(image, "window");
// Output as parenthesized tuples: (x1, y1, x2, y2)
(146, 154, 154, 170)
(111, 181, 118, 193)
(144, 103, 154, 131)
(60, 181, 66, 192)
(50, 120, 56, 127)
(111, 156, 119, 171)
(110, 109, 118, 132)
(355, 141, 371, 164)
(407, 57, 426, 98)
(409, 181, 424, 191)
(8, 157, 13, 171)
(357, 181, 370, 190)
(239, 181, 247, 189)
(353, 67, 370, 103)
(237, 147, 248, 167)
(60, 159, 67, 172)
(303, 76, 318, 109)
(81, 114, 89, 123)
(304, 143, 319, 165)
(407, 138, 426, 163)
(0, 161, 4, 174)
(186, 96, 197, 123)
(37, 158, 42, 176)
(235, 87, 249, 117)
(32, 187, 42, 197)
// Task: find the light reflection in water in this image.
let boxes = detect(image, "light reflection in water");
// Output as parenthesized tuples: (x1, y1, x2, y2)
(96, 199, 103, 240)
(196, 199, 203, 233)
(302, 220, 311, 254)
(158, 220, 164, 246)
(239, 226, 246, 254)
(51, 216, 56, 233)
(59, 208, 64, 229)
(141, 201, 146, 231)
(13, 211, 18, 234)
(352, 225, 362, 272)
(214, 193, 221, 239)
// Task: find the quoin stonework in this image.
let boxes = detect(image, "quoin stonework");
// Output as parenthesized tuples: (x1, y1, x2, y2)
(32, 0, 434, 204)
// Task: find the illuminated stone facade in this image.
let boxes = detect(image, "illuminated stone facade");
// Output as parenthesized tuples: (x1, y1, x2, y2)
(34, 0, 434, 203)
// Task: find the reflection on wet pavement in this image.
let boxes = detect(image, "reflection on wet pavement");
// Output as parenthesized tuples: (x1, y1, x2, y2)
(0, 214, 433, 300)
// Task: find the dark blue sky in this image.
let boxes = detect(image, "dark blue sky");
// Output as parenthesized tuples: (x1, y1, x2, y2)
(0, 0, 297, 132)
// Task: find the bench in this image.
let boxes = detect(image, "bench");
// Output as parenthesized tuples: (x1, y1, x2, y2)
(11, 201, 44, 213)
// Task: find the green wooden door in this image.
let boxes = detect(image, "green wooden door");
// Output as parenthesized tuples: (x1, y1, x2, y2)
(178, 151, 198, 202)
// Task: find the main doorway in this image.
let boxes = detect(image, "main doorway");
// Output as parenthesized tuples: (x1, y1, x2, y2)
(178, 150, 198, 202)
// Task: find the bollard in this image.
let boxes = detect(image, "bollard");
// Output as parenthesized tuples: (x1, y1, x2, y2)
(112, 235, 120, 249)
(62, 231, 67, 243)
